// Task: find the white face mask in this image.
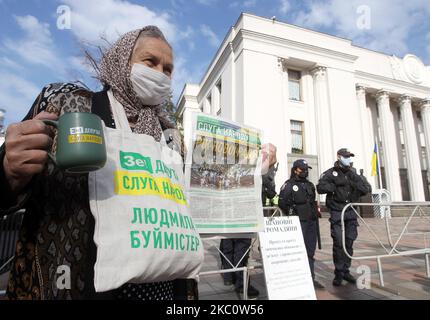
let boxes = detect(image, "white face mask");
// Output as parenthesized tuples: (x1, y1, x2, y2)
(340, 156, 352, 167)
(130, 63, 171, 106)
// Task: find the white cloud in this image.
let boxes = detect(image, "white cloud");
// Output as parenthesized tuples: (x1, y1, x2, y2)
(0, 0, 208, 118)
(229, 1, 240, 8)
(178, 25, 196, 51)
(196, 0, 217, 5)
(292, 0, 430, 57)
(0, 71, 40, 125)
(63, 0, 178, 44)
(171, 57, 208, 104)
(171, 56, 194, 100)
(57, 0, 202, 98)
(67, 55, 98, 82)
(293, 2, 333, 28)
(0, 15, 64, 126)
(170, 0, 185, 7)
(426, 33, 430, 64)
(61, 0, 198, 99)
(200, 24, 220, 47)
(244, 0, 257, 8)
(69, 56, 90, 73)
(3, 15, 62, 71)
(0, 56, 24, 71)
(229, 0, 256, 9)
(279, 0, 290, 14)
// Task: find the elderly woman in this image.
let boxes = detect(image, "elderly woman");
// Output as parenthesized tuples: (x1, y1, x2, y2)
(0, 26, 193, 300)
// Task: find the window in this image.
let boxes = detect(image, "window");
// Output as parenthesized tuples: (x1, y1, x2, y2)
(290, 120, 304, 154)
(288, 69, 301, 101)
(215, 80, 222, 115)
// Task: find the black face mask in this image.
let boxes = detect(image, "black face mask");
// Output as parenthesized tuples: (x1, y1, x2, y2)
(298, 170, 309, 179)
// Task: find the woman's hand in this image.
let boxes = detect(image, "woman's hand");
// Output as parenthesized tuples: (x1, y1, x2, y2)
(3, 111, 58, 193)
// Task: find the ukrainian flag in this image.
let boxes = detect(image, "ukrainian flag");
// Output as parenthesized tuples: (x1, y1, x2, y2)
(371, 142, 378, 176)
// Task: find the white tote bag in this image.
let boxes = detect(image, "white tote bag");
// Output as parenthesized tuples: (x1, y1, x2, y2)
(89, 90, 203, 292)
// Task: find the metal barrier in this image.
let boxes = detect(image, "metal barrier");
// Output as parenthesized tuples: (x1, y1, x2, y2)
(341, 202, 430, 287)
(0, 210, 24, 274)
(263, 206, 284, 218)
(371, 189, 391, 219)
(198, 207, 280, 300)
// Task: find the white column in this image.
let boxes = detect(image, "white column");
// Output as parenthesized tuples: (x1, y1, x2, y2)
(229, 41, 236, 122)
(203, 97, 211, 114)
(421, 99, 430, 184)
(211, 86, 220, 115)
(356, 85, 376, 190)
(311, 66, 334, 174)
(181, 85, 200, 156)
(183, 106, 196, 159)
(375, 90, 402, 200)
(279, 58, 291, 154)
(304, 72, 317, 155)
(276, 57, 290, 195)
(398, 95, 425, 201)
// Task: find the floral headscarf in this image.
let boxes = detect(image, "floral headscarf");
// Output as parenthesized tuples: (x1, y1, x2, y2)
(99, 26, 173, 141)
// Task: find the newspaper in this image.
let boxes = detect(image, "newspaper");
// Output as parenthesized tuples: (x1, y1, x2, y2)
(185, 113, 264, 234)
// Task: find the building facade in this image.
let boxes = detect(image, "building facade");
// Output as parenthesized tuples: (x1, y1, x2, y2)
(176, 13, 430, 202)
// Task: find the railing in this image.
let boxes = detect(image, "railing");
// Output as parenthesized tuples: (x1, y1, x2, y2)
(371, 189, 391, 219)
(198, 207, 279, 300)
(262, 206, 283, 218)
(341, 202, 430, 287)
(0, 210, 24, 274)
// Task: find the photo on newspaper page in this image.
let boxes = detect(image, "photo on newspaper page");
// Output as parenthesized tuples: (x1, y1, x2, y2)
(185, 112, 264, 234)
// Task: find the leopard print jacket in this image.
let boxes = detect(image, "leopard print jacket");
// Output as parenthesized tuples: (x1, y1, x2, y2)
(2, 83, 189, 299)
(4, 83, 105, 299)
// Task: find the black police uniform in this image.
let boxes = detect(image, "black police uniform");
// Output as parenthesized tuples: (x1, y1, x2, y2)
(317, 160, 371, 279)
(278, 169, 318, 279)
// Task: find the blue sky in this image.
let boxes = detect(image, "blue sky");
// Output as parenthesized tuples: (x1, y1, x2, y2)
(1, 0, 430, 126)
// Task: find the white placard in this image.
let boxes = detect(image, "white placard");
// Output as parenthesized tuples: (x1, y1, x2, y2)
(259, 216, 316, 300)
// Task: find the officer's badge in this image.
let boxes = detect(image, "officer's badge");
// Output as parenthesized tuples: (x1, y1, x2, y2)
(333, 171, 338, 177)
(293, 185, 299, 192)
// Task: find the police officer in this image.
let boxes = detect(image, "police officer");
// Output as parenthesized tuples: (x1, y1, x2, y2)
(317, 148, 372, 286)
(278, 159, 324, 289)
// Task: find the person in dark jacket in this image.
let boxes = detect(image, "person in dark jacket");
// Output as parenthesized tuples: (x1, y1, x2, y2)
(0, 26, 194, 300)
(317, 148, 372, 286)
(278, 159, 324, 289)
(261, 163, 278, 207)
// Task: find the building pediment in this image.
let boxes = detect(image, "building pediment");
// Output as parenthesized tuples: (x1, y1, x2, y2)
(389, 54, 430, 87)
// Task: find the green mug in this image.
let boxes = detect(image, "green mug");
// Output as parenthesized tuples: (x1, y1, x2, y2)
(43, 112, 107, 173)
